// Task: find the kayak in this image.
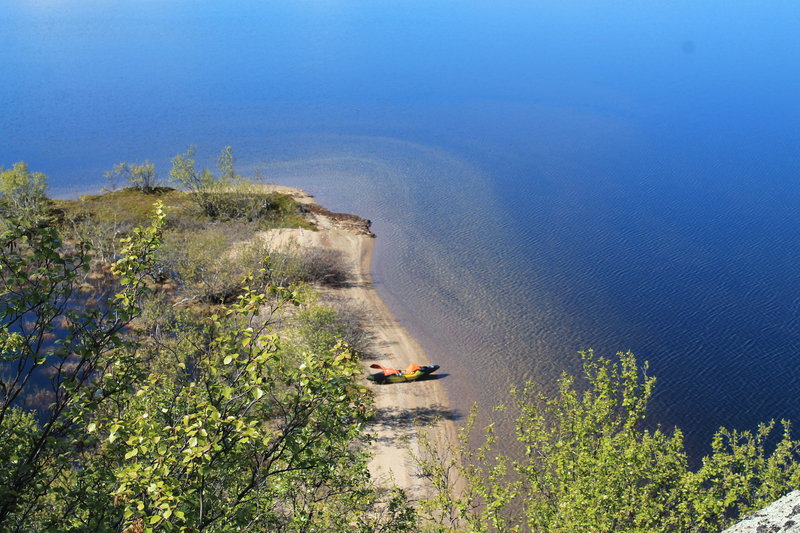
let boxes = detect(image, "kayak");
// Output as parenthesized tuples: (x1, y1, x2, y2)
(366, 364, 440, 384)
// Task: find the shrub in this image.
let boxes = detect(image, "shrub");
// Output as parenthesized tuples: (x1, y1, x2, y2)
(104, 161, 159, 192)
(0, 161, 48, 218)
(414, 350, 800, 532)
(159, 224, 271, 304)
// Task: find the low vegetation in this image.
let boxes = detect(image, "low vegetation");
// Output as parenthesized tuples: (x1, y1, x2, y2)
(1, 154, 798, 532)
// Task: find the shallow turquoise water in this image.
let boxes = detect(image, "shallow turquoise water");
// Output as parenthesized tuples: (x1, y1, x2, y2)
(2, 0, 799, 457)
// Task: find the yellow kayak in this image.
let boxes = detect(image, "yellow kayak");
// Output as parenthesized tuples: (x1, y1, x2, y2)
(366, 364, 440, 384)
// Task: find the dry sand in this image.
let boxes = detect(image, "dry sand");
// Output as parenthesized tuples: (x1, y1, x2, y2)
(257, 186, 460, 500)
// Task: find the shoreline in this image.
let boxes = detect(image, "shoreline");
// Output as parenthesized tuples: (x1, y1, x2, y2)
(259, 185, 460, 500)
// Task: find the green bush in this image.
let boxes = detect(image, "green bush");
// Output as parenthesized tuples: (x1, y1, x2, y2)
(414, 350, 800, 532)
(157, 224, 270, 303)
(104, 161, 159, 192)
(266, 243, 349, 288)
(0, 161, 48, 218)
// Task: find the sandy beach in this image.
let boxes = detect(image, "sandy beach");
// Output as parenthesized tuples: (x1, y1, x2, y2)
(259, 185, 459, 500)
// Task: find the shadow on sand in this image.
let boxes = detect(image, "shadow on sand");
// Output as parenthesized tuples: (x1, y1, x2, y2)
(417, 373, 449, 381)
(369, 404, 464, 446)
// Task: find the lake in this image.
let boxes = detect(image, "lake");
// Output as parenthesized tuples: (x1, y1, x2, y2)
(2, 0, 799, 457)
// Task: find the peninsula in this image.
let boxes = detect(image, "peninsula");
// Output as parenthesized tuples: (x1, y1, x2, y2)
(256, 185, 458, 498)
(3, 156, 799, 531)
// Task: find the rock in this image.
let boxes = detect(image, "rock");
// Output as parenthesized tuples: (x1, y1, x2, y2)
(723, 491, 800, 532)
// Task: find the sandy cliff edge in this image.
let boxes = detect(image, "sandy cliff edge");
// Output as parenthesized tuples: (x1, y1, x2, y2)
(257, 185, 460, 501)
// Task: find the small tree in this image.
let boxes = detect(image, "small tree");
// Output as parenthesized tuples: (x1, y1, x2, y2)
(106, 278, 383, 531)
(0, 161, 48, 218)
(0, 203, 165, 528)
(217, 145, 238, 183)
(104, 161, 159, 192)
(169, 146, 243, 218)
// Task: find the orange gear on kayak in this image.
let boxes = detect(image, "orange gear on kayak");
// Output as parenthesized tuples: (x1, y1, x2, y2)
(405, 363, 421, 374)
(372, 364, 401, 376)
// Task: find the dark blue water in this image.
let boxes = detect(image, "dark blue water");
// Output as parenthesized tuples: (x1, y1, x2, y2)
(2, 0, 799, 457)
